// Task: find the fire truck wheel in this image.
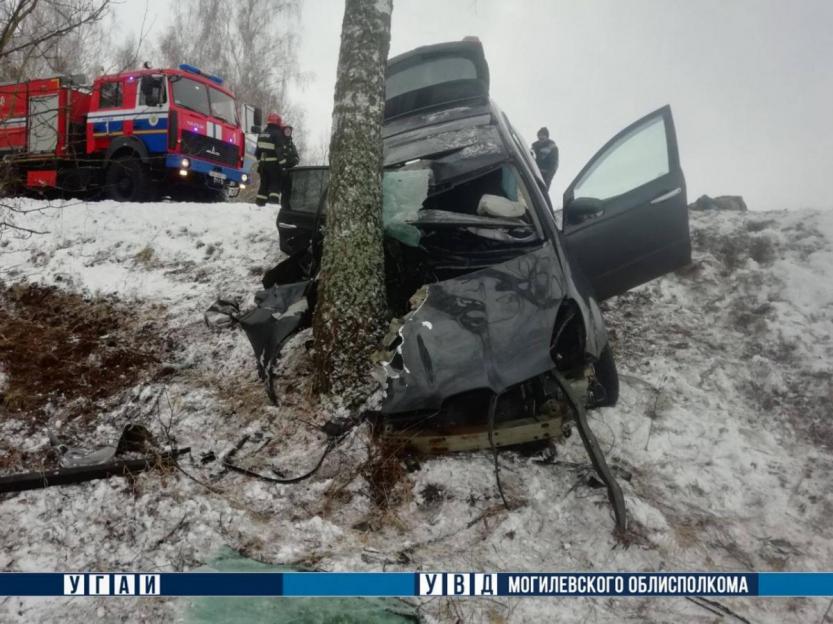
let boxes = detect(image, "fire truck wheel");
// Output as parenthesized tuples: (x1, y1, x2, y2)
(205, 188, 228, 203)
(105, 155, 149, 202)
(190, 187, 227, 203)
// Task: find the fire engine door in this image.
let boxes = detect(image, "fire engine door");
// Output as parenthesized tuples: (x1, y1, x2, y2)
(27, 94, 59, 152)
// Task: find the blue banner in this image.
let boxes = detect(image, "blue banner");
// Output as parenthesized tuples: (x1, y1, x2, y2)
(0, 572, 831, 597)
(758, 573, 833, 596)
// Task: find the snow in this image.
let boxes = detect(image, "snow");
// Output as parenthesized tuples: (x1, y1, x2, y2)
(1, 198, 832, 623)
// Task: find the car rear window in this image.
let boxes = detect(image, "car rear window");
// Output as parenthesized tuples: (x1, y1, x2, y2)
(386, 57, 478, 100)
(385, 45, 489, 120)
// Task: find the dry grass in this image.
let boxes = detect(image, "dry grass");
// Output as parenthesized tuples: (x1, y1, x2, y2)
(0, 282, 162, 425)
(133, 245, 158, 268)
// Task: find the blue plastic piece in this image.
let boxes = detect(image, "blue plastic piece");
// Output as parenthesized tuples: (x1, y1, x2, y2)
(179, 63, 202, 76)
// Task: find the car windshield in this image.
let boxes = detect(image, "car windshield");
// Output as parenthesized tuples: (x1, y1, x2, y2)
(209, 87, 237, 125)
(171, 77, 210, 116)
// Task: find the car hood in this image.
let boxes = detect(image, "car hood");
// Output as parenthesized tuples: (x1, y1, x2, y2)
(381, 242, 565, 415)
(383, 108, 508, 187)
(383, 102, 493, 141)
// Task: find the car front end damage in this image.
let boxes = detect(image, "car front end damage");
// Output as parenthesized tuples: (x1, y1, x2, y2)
(375, 242, 626, 532)
(227, 95, 631, 532)
(231, 39, 694, 538)
(235, 230, 626, 532)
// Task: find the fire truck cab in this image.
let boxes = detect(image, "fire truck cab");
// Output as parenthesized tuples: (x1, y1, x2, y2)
(0, 64, 253, 201)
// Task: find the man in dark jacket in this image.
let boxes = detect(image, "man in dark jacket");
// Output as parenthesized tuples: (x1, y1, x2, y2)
(532, 126, 559, 190)
(255, 112, 300, 206)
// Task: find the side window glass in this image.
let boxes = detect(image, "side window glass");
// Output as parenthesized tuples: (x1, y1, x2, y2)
(139, 77, 166, 106)
(99, 81, 122, 108)
(574, 116, 669, 200)
(290, 170, 329, 213)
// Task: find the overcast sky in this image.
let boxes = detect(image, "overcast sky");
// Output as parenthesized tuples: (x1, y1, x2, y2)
(114, 0, 833, 211)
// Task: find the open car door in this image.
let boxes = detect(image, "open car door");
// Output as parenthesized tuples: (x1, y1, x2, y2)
(562, 105, 690, 301)
(277, 166, 329, 256)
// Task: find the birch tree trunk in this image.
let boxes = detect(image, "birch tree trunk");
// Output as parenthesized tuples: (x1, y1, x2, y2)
(312, 0, 392, 400)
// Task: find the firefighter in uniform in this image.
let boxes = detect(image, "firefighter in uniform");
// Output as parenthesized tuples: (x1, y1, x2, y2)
(255, 112, 299, 206)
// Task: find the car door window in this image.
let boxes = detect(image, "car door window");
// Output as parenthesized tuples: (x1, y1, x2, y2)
(139, 76, 166, 107)
(573, 115, 669, 200)
(99, 81, 122, 108)
(287, 169, 329, 213)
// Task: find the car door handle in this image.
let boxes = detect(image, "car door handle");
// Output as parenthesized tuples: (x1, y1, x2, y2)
(278, 223, 298, 230)
(650, 187, 682, 204)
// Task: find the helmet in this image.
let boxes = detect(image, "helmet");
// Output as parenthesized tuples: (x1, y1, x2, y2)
(537, 126, 550, 138)
(266, 112, 283, 126)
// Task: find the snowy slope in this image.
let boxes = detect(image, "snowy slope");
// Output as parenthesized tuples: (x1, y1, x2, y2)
(0, 199, 832, 623)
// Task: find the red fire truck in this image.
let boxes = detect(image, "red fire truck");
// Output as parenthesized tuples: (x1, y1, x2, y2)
(0, 64, 258, 201)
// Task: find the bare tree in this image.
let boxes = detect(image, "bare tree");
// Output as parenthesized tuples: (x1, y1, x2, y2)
(312, 0, 392, 401)
(0, 0, 110, 81)
(0, 0, 110, 236)
(157, 0, 302, 118)
(302, 128, 331, 166)
(105, 0, 153, 74)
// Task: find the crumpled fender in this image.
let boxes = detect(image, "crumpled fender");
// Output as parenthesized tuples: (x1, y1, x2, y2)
(239, 281, 310, 377)
(382, 243, 566, 415)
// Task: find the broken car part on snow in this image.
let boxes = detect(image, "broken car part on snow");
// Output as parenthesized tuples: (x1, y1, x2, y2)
(229, 39, 691, 535)
(0, 425, 188, 493)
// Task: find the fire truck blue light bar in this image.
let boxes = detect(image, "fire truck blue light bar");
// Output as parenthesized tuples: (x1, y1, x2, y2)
(178, 63, 224, 85)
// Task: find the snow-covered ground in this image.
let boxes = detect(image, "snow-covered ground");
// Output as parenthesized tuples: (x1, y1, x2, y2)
(1, 198, 832, 623)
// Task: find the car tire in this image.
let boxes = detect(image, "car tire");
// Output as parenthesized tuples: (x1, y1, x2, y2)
(105, 155, 149, 202)
(592, 344, 619, 407)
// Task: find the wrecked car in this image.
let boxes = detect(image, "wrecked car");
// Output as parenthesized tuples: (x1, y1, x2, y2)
(239, 39, 690, 531)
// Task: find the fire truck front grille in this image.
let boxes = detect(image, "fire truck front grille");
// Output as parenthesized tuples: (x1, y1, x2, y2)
(180, 130, 238, 167)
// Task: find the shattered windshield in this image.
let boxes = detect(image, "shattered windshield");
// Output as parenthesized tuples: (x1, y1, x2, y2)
(381, 162, 539, 248)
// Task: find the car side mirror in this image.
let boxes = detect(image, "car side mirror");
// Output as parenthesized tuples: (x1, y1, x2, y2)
(564, 197, 605, 227)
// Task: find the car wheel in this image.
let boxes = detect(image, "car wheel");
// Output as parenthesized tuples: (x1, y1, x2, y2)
(591, 344, 619, 407)
(105, 155, 149, 202)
